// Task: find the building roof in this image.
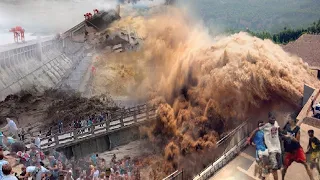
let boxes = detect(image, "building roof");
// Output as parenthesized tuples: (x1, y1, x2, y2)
(282, 34, 320, 67)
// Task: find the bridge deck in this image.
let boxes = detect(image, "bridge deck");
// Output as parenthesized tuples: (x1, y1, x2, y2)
(25, 104, 156, 152)
(210, 123, 320, 180)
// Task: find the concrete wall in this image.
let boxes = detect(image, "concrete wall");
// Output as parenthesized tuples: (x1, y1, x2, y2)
(0, 37, 87, 101)
(56, 125, 141, 159)
(108, 125, 141, 149)
(303, 84, 316, 106)
(58, 135, 110, 159)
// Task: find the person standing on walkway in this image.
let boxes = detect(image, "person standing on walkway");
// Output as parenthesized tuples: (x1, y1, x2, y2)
(58, 120, 63, 134)
(87, 118, 93, 132)
(46, 127, 53, 142)
(34, 134, 41, 150)
(311, 96, 315, 115)
(81, 119, 86, 133)
(282, 117, 314, 180)
(19, 128, 25, 142)
(99, 113, 104, 127)
(92, 114, 97, 124)
(77, 120, 82, 134)
(69, 123, 73, 137)
(248, 121, 269, 179)
(307, 129, 320, 176)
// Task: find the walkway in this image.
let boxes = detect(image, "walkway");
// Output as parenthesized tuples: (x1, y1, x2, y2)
(210, 123, 320, 180)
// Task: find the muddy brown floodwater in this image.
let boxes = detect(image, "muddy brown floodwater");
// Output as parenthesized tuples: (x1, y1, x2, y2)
(0, 89, 117, 134)
(91, 6, 320, 179)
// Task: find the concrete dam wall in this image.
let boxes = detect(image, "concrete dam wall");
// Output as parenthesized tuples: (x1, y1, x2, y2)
(57, 125, 142, 159)
(0, 10, 121, 101)
(0, 36, 88, 101)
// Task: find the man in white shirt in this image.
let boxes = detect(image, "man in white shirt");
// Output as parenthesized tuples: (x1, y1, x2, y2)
(251, 112, 282, 180)
(2, 118, 18, 138)
(26, 163, 50, 180)
(34, 135, 41, 150)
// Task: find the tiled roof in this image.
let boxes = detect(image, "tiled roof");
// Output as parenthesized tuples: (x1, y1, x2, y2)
(282, 34, 320, 67)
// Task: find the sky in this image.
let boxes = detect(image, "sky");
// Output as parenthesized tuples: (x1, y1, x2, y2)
(0, 0, 165, 44)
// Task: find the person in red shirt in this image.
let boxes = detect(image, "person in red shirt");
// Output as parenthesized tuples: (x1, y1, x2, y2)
(91, 66, 96, 74)
(88, 13, 93, 19)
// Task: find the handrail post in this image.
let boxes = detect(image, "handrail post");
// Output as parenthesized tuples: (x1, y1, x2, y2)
(106, 119, 110, 132)
(133, 106, 137, 123)
(91, 125, 95, 134)
(182, 169, 184, 180)
(73, 129, 78, 140)
(120, 114, 124, 127)
(146, 104, 149, 120)
(54, 134, 59, 146)
(107, 111, 110, 120)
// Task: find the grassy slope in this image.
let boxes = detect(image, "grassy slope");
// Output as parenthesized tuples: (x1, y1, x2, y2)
(193, 0, 320, 33)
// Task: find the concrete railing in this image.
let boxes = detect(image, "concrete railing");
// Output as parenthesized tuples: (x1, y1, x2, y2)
(162, 120, 253, 180)
(302, 116, 320, 128)
(297, 85, 319, 125)
(192, 108, 305, 180)
(163, 170, 184, 180)
(29, 103, 156, 152)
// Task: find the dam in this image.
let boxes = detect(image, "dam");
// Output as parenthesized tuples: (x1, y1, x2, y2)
(1, 2, 320, 180)
(0, 8, 155, 167)
(0, 9, 120, 101)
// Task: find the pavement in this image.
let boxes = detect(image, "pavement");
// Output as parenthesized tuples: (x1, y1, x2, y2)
(98, 140, 153, 163)
(210, 123, 320, 180)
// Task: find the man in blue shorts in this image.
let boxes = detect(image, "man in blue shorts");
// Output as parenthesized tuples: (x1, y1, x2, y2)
(248, 121, 269, 179)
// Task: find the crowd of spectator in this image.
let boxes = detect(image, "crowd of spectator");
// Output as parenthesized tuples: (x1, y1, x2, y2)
(0, 117, 142, 180)
(57, 113, 109, 135)
(0, 145, 142, 179)
(72, 154, 141, 180)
